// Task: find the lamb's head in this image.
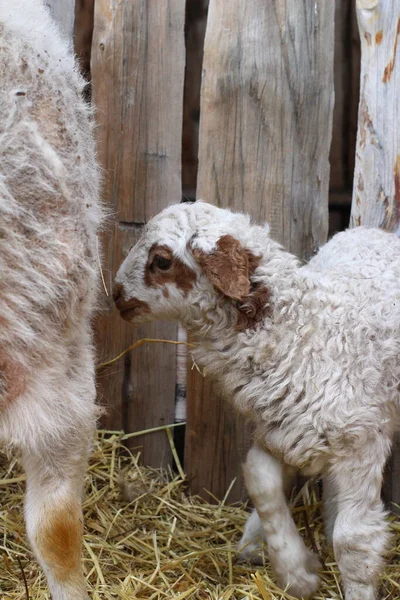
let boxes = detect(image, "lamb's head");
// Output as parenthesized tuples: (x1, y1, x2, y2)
(113, 201, 272, 332)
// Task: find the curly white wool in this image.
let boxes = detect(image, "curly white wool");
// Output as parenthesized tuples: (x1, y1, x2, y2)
(0, 2, 102, 599)
(115, 200, 400, 600)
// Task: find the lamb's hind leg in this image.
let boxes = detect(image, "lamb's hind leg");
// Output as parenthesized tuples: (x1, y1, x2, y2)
(22, 437, 92, 600)
(241, 445, 320, 599)
(322, 473, 339, 544)
(330, 446, 390, 600)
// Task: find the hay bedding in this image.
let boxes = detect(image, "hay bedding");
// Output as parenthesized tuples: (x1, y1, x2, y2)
(1, 430, 400, 600)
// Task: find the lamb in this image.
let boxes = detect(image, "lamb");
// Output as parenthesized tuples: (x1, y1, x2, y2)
(114, 200, 400, 600)
(0, 2, 103, 599)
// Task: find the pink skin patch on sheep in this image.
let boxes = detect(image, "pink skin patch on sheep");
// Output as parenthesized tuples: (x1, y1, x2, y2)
(114, 200, 400, 600)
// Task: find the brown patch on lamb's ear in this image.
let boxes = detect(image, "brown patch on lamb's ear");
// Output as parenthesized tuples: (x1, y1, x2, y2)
(191, 236, 272, 328)
(191, 235, 251, 299)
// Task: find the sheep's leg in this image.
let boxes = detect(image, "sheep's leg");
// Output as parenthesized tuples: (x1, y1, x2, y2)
(330, 453, 390, 600)
(322, 474, 338, 544)
(238, 463, 296, 564)
(242, 445, 320, 599)
(22, 442, 90, 600)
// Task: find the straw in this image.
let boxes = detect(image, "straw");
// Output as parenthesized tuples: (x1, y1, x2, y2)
(1, 430, 399, 599)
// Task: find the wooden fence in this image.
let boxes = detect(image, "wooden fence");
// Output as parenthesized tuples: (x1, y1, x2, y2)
(47, 0, 400, 504)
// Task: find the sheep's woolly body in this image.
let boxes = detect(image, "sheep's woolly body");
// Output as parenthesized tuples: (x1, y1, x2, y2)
(0, 0, 102, 449)
(0, 3, 103, 598)
(115, 201, 400, 599)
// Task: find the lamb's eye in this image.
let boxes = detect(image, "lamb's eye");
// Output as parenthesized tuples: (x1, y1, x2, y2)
(154, 255, 172, 270)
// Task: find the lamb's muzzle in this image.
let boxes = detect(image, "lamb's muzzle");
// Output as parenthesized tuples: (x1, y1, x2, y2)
(114, 200, 400, 600)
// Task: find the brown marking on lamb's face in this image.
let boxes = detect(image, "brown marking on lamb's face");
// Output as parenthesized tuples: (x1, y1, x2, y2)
(36, 499, 82, 582)
(144, 244, 196, 294)
(114, 293, 151, 321)
(0, 353, 26, 403)
(191, 235, 272, 330)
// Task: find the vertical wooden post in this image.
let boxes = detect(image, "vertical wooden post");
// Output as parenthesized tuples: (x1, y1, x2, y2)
(44, 0, 76, 41)
(91, 0, 185, 467)
(350, 0, 400, 233)
(350, 0, 400, 506)
(186, 0, 334, 501)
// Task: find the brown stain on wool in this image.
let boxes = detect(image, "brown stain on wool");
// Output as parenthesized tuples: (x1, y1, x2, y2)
(0, 352, 26, 404)
(36, 499, 83, 581)
(383, 18, 400, 83)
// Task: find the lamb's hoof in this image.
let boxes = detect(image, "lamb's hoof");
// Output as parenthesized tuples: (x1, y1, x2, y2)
(237, 545, 266, 566)
(276, 552, 321, 599)
(280, 571, 320, 599)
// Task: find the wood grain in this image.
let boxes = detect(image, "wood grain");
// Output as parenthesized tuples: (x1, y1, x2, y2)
(91, 0, 185, 466)
(186, 0, 334, 501)
(350, 0, 400, 507)
(350, 0, 400, 233)
(196, 0, 334, 257)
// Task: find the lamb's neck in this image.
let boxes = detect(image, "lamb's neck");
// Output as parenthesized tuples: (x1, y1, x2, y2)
(186, 239, 305, 401)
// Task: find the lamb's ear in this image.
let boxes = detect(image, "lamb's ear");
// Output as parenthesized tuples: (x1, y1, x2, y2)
(191, 235, 251, 300)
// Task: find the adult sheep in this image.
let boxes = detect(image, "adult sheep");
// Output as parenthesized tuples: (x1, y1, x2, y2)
(114, 200, 400, 600)
(0, 1, 103, 599)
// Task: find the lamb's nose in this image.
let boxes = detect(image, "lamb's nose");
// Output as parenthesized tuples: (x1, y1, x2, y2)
(113, 283, 123, 306)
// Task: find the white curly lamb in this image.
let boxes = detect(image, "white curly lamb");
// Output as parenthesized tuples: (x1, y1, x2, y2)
(0, 1, 103, 599)
(114, 200, 400, 600)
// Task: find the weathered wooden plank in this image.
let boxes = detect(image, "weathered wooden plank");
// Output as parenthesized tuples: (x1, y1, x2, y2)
(73, 0, 95, 79)
(91, 0, 185, 466)
(186, 368, 249, 501)
(196, 0, 334, 257)
(348, 0, 361, 185)
(44, 0, 75, 41)
(330, 0, 350, 191)
(349, 0, 400, 507)
(186, 0, 334, 501)
(350, 0, 400, 233)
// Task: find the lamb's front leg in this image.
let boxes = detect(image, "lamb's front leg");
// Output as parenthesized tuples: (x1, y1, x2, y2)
(241, 445, 320, 599)
(239, 461, 296, 565)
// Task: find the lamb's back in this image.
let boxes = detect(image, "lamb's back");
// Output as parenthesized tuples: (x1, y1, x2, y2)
(303, 227, 400, 300)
